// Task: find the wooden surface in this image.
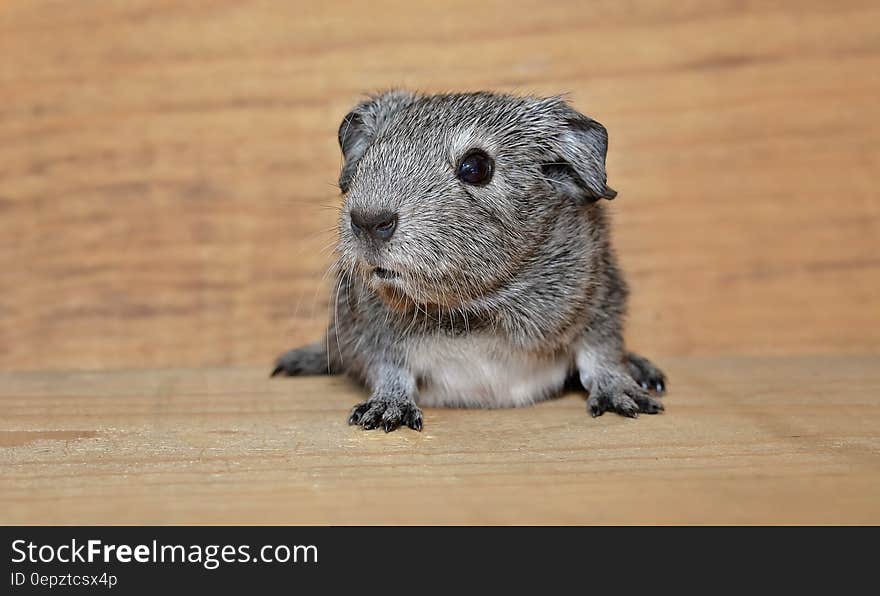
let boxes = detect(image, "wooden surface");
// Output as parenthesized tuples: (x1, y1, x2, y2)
(2, 2, 879, 526)
(2, 356, 879, 525)
(1, 1, 879, 371)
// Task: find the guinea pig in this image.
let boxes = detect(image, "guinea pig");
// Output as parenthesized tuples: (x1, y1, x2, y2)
(272, 90, 667, 432)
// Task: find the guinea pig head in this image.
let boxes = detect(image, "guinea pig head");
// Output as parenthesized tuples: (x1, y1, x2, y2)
(334, 91, 616, 309)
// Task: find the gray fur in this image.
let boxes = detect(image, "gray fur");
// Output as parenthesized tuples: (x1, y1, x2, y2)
(273, 90, 667, 431)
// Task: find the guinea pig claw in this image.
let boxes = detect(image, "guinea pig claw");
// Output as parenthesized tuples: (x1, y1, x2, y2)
(348, 402, 370, 426)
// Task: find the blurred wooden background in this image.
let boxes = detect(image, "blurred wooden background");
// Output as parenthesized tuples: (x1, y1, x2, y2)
(2, 0, 878, 371)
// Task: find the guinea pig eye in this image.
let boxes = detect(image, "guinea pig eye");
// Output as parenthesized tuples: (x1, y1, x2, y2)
(457, 150, 494, 185)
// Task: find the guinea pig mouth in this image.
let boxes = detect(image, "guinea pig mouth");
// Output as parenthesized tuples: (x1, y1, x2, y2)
(372, 267, 400, 280)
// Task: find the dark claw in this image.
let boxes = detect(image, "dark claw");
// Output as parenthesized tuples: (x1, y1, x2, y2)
(624, 353, 668, 396)
(632, 392, 665, 414)
(270, 365, 283, 377)
(406, 411, 423, 431)
(641, 402, 663, 414)
(348, 403, 370, 426)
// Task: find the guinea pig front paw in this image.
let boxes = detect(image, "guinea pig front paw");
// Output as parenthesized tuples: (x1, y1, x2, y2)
(348, 398, 423, 432)
(587, 380, 665, 419)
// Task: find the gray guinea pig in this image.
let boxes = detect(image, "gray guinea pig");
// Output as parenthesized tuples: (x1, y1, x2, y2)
(272, 90, 667, 432)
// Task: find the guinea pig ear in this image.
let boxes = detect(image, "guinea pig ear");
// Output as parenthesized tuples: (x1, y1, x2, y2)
(543, 109, 617, 203)
(337, 90, 417, 193)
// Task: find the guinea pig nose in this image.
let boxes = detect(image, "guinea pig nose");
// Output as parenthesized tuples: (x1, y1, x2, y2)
(371, 212, 397, 241)
(350, 210, 397, 242)
(350, 210, 368, 236)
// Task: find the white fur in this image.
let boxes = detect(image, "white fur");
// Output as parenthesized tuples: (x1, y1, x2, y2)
(407, 334, 572, 408)
(575, 349, 601, 390)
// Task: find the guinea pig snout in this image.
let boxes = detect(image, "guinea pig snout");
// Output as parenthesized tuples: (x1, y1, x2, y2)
(349, 209, 398, 242)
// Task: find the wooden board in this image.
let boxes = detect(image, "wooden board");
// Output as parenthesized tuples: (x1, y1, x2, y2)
(2, 356, 878, 524)
(1, 1, 879, 371)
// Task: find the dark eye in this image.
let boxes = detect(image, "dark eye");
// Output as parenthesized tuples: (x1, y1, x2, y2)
(457, 150, 494, 185)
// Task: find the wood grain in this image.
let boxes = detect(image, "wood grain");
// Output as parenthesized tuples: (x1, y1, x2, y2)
(1, 356, 878, 524)
(0, 1, 878, 370)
